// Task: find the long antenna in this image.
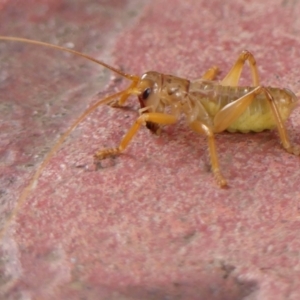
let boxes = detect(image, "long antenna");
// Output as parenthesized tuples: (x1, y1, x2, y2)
(0, 36, 141, 239)
(0, 36, 139, 81)
(0, 89, 133, 240)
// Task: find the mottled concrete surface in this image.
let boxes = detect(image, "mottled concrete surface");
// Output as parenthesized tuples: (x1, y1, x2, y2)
(1, 0, 300, 299)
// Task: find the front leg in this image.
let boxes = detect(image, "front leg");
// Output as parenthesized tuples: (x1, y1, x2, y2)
(94, 113, 177, 160)
(108, 80, 139, 107)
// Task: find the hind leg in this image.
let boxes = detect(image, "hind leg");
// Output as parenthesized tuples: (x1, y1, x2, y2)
(221, 50, 260, 86)
(213, 86, 299, 155)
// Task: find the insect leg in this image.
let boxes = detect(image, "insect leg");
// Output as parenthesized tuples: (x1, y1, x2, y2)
(213, 86, 299, 155)
(0, 89, 132, 241)
(258, 87, 299, 155)
(201, 66, 219, 80)
(221, 50, 260, 86)
(189, 121, 227, 187)
(109, 79, 140, 107)
(94, 113, 177, 159)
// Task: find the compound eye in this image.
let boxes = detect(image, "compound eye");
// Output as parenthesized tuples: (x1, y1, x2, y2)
(142, 87, 152, 100)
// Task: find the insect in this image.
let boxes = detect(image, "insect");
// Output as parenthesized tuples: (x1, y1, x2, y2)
(0, 36, 299, 192)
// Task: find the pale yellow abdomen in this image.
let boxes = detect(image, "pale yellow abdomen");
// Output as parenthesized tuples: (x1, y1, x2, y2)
(199, 85, 298, 133)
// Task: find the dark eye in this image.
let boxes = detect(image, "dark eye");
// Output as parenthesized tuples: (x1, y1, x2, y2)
(142, 88, 151, 100)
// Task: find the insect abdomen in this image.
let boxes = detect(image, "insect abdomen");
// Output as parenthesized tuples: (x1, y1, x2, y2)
(199, 84, 298, 133)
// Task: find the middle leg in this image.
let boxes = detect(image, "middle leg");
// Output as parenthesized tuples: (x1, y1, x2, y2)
(201, 66, 220, 80)
(189, 120, 227, 187)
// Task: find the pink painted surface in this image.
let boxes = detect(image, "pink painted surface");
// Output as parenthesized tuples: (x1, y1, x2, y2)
(1, 0, 300, 299)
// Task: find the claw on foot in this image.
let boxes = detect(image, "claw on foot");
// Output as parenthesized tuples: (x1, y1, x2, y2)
(217, 176, 227, 188)
(94, 147, 121, 161)
(107, 99, 123, 107)
(285, 145, 300, 156)
(213, 169, 227, 188)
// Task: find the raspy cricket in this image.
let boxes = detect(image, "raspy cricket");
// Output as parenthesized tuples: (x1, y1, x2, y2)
(0, 36, 299, 191)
